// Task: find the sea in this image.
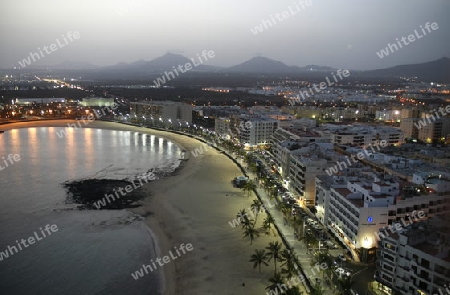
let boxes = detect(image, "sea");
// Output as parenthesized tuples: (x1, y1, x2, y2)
(0, 126, 183, 295)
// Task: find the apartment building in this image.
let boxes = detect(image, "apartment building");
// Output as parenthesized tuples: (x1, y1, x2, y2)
(324, 124, 404, 147)
(215, 117, 232, 139)
(372, 217, 450, 295)
(270, 127, 330, 179)
(130, 101, 192, 123)
(417, 118, 450, 144)
(400, 118, 421, 139)
(288, 143, 334, 206)
(238, 117, 278, 147)
(316, 172, 450, 263)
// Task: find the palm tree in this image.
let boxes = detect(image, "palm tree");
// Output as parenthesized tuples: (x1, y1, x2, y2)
(237, 209, 255, 229)
(249, 249, 269, 274)
(244, 153, 253, 165)
(243, 224, 259, 245)
(237, 208, 249, 226)
(242, 180, 256, 197)
(311, 251, 332, 278)
(262, 215, 275, 236)
(277, 202, 291, 217)
(265, 273, 284, 293)
(299, 230, 316, 254)
(293, 215, 305, 238)
(261, 177, 272, 192)
(251, 199, 263, 222)
(281, 249, 298, 279)
(248, 162, 258, 173)
(285, 286, 303, 295)
(259, 175, 268, 187)
(270, 186, 278, 200)
(266, 241, 284, 274)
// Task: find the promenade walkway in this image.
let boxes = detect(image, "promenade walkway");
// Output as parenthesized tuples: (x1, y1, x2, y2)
(239, 158, 337, 295)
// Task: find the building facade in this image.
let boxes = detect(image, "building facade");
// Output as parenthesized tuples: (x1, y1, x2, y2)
(316, 172, 450, 263)
(238, 117, 278, 147)
(373, 218, 450, 295)
(130, 101, 192, 124)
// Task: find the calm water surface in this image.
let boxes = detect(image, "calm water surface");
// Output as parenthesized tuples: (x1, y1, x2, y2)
(0, 127, 182, 295)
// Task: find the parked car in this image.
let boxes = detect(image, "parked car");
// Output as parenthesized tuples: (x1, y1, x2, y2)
(232, 176, 248, 188)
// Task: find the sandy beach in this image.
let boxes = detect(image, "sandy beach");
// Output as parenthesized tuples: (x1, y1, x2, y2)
(1, 120, 284, 295)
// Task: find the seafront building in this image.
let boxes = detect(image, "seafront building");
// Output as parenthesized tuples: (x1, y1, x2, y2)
(269, 127, 332, 205)
(214, 117, 232, 139)
(130, 101, 192, 123)
(270, 128, 330, 178)
(238, 117, 278, 147)
(194, 105, 243, 118)
(288, 143, 334, 207)
(79, 97, 115, 107)
(315, 171, 450, 263)
(370, 216, 450, 295)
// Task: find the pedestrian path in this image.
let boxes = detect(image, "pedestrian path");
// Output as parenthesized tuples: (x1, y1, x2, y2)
(235, 158, 336, 295)
(197, 136, 337, 294)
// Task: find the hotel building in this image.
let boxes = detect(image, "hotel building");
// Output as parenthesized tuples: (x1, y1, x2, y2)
(370, 217, 450, 295)
(316, 172, 450, 263)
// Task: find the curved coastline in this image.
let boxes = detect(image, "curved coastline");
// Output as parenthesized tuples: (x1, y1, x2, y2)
(1, 120, 282, 295)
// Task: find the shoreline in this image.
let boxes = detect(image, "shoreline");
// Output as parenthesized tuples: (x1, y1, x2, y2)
(1, 120, 282, 294)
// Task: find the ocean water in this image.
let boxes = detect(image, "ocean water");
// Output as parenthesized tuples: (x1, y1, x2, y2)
(0, 127, 183, 295)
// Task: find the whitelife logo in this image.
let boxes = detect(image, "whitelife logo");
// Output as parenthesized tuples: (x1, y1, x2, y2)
(374, 211, 425, 242)
(0, 224, 59, 262)
(92, 175, 152, 209)
(376, 22, 438, 59)
(55, 103, 119, 139)
(153, 50, 215, 87)
(325, 140, 388, 176)
(250, 0, 312, 35)
(414, 105, 450, 130)
(131, 243, 193, 280)
(17, 31, 81, 69)
(289, 70, 350, 105)
(0, 153, 21, 171)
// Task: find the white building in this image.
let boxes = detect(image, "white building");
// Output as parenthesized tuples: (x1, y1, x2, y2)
(239, 117, 278, 147)
(80, 97, 115, 107)
(288, 143, 335, 206)
(325, 124, 404, 147)
(270, 128, 330, 180)
(316, 172, 450, 263)
(373, 217, 450, 295)
(130, 101, 192, 123)
(214, 117, 232, 139)
(417, 118, 450, 144)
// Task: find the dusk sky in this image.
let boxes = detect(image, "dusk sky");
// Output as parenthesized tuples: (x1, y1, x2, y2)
(1, 0, 449, 70)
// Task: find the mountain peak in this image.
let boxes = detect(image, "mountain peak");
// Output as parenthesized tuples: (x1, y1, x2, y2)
(227, 56, 291, 73)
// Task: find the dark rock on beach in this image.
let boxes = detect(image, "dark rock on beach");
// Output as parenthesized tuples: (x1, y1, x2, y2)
(63, 179, 146, 209)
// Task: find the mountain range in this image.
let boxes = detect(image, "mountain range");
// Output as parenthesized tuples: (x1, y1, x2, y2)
(12, 54, 450, 83)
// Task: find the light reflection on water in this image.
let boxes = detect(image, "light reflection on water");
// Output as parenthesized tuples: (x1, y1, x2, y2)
(0, 127, 181, 295)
